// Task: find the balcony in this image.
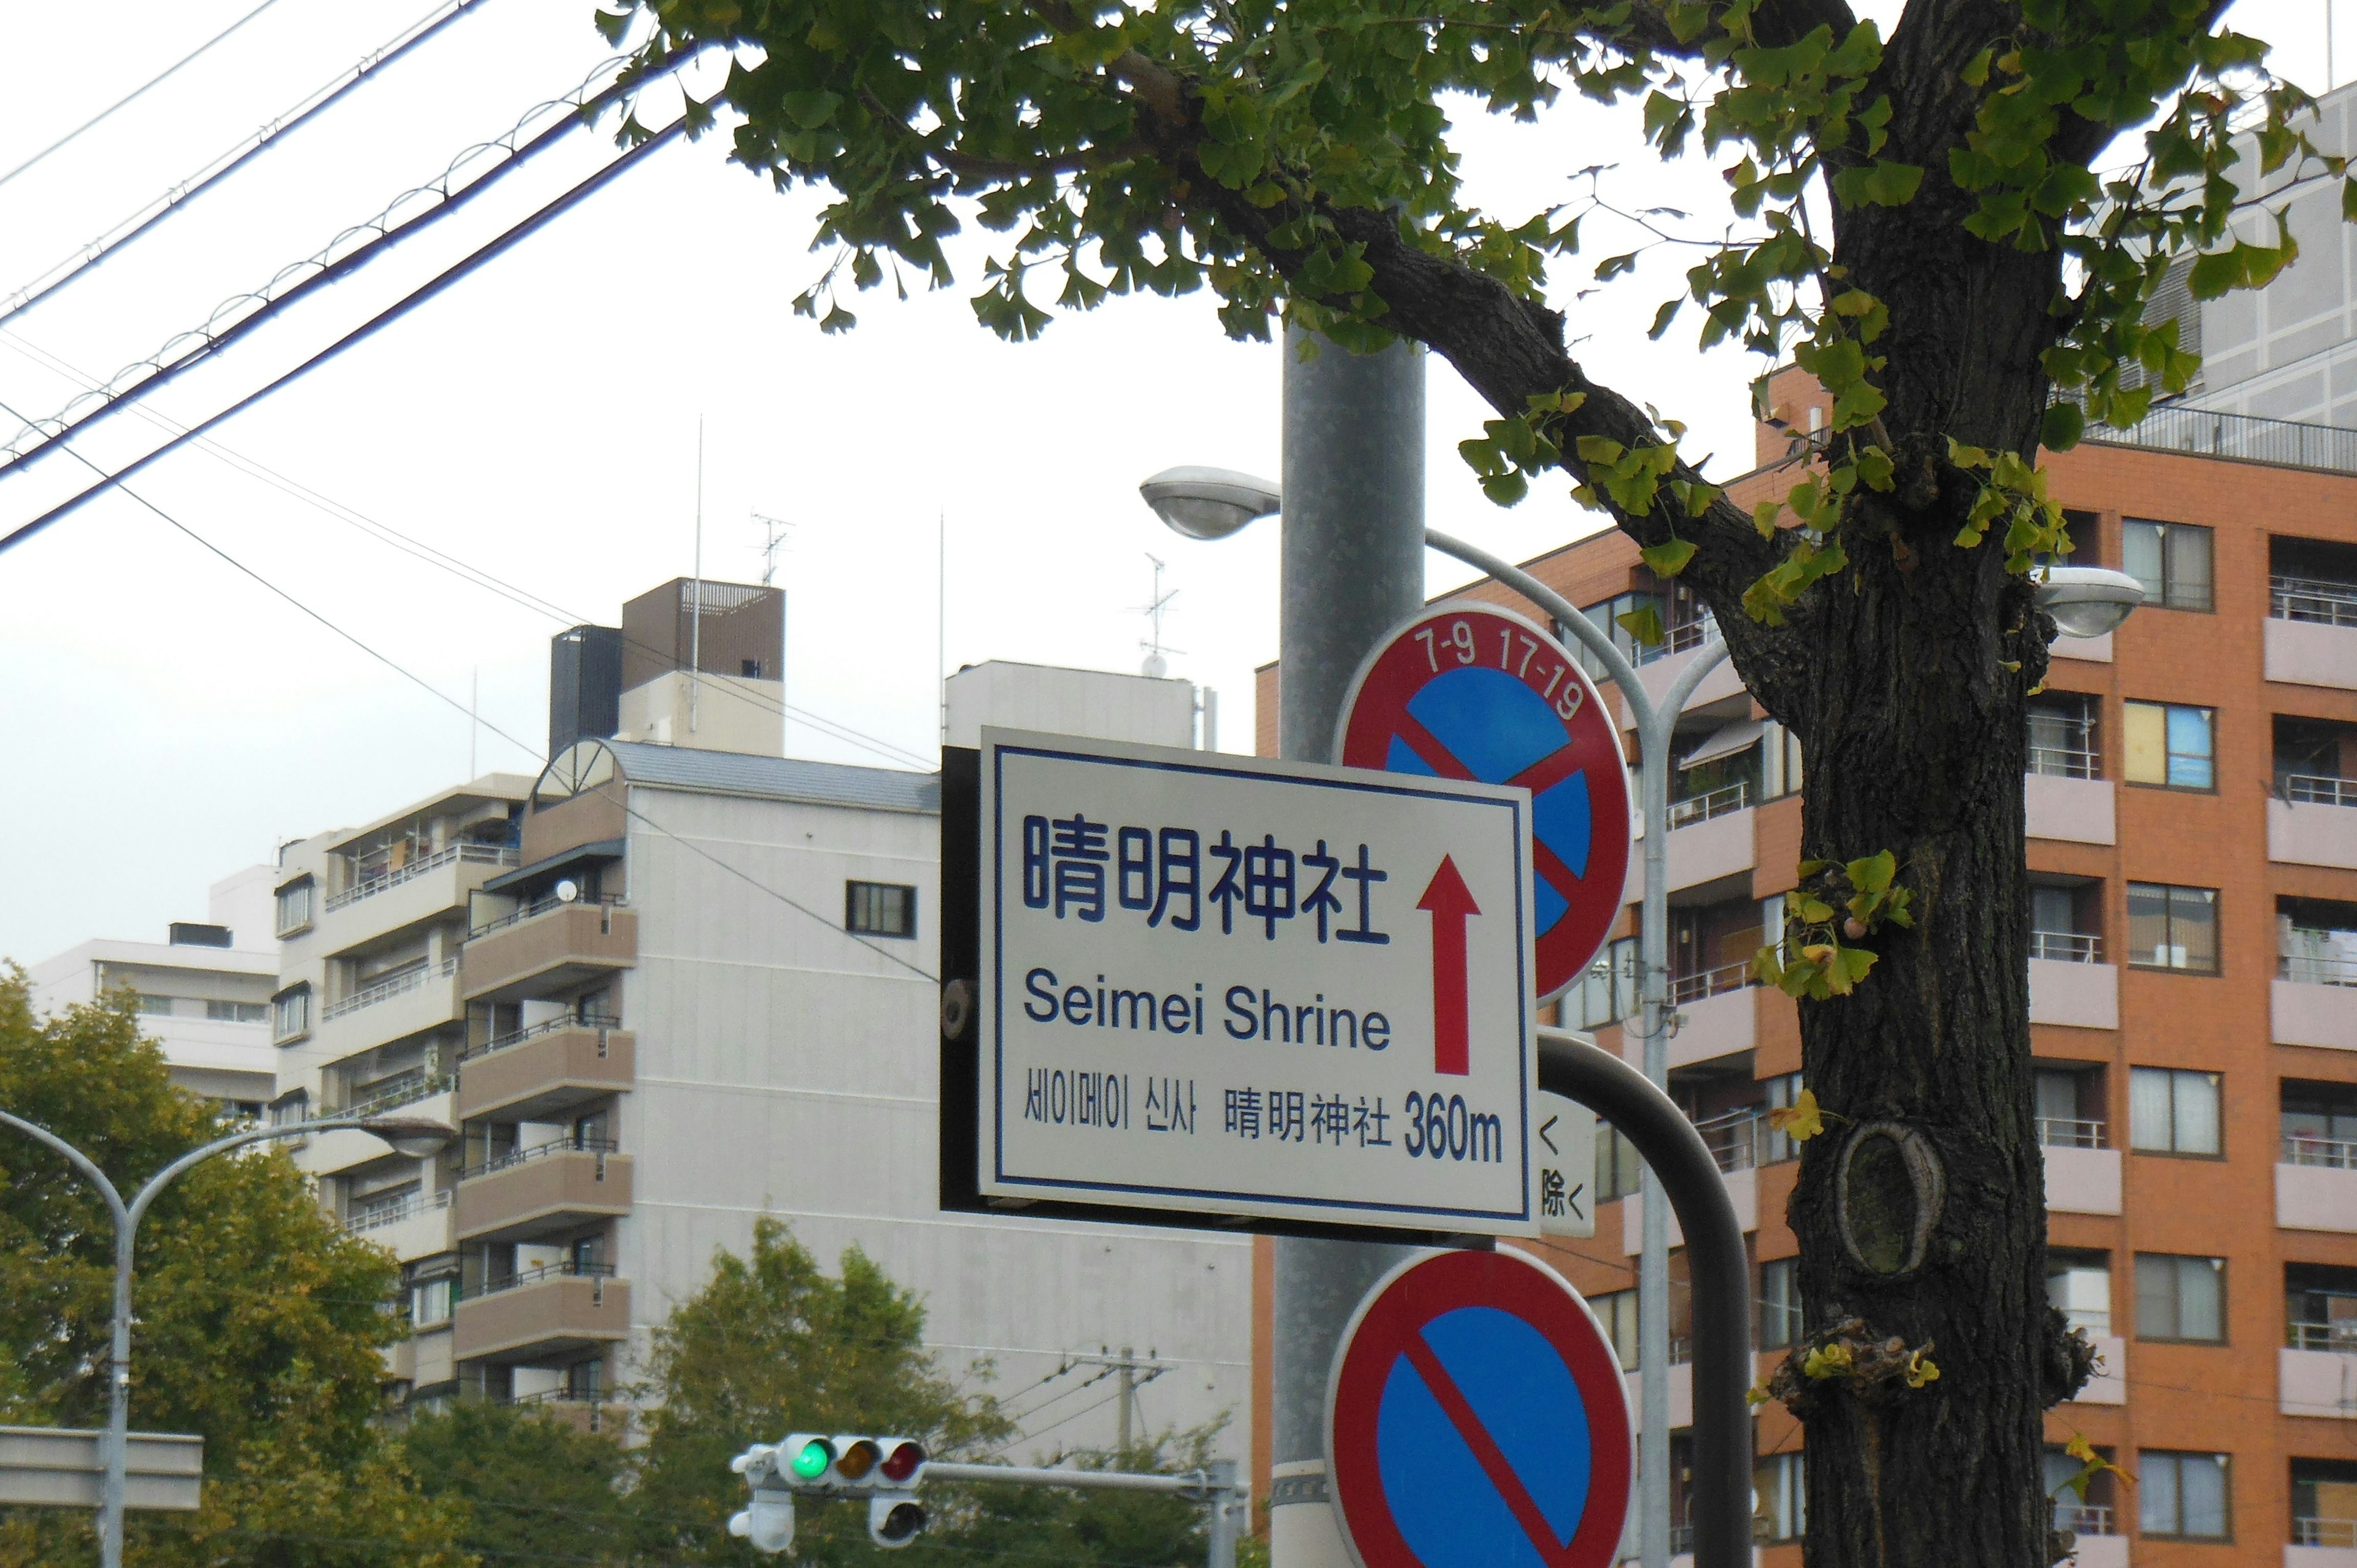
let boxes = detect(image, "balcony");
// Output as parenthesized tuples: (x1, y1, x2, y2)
(2056, 1507, 2127, 1568)
(2061, 1334, 2127, 1405)
(2282, 1326, 2357, 1418)
(1621, 1164, 1759, 1252)
(2270, 787, 2357, 871)
(1623, 1359, 1693, 1432)
(2293, 1518, 2357, 1568)
(314, 957, 462, 1061)
(457, 1017, 633, 1123)
(2040, 1123, 2122, 1216)
(2029, 943, 2118, 1030)
(1621, 633, 1745, 725)
(338, 1067, 455, 1120)
(341, 1187, 452, 1261)
(2275, 956, 2357, 1051)
(2268, 576, 2357, 690)
(1662, 784, 1755, 892)
(509, 1388, 627, 1437)
(1668, 967, 1757, 1069)
(451, 1262, 629, 1364)
(455, 1138, 632, 1245)
(319, 843, 520, 949)
(462, 900, 636, 1006)
(2026, 775, 2115, 844)
(2279, 1138, 2357, 1232)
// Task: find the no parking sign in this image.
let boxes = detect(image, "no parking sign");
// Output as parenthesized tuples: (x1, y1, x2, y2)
(1327, 1248, 1632, 1568)
(1335, 603, 1631, 1003)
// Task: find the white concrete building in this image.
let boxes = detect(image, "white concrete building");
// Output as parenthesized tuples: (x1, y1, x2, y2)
(27, 867, 281, 1112)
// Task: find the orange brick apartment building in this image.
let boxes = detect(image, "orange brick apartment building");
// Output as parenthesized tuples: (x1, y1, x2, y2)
(1251, 361, 2357, 1566)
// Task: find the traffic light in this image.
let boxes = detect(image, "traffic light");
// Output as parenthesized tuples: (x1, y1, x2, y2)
(869, 1492, 926, 1549)
(737, 1434, 930, 1547)
(726, 1444, 795, 1556)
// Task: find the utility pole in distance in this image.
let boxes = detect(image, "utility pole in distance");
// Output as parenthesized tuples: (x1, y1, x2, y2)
(1268, 326, 1424, 1568)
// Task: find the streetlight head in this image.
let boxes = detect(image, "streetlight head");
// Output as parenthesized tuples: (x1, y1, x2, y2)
(1139, 466, 1280, 541)
(360, 1117, 455, 1159)
(2034, 566, 2144, 638)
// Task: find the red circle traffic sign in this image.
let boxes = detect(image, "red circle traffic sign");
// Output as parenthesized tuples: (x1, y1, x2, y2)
(1336, 603, 1631, 1001)
(1326, 1248, 1633, 1568)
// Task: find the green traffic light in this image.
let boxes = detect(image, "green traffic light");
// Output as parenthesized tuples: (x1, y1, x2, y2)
(792, 1440, 831, 1481)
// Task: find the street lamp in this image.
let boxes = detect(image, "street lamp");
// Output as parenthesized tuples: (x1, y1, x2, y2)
(2035, 565, 2145, 638)
(1138, 466, 1282, 541)
(0, 1108, 455, 1568)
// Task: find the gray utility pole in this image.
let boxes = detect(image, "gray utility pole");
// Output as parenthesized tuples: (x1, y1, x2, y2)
(1268, 326, 1425, 1568)
(1062, 1346, 1174, 1451)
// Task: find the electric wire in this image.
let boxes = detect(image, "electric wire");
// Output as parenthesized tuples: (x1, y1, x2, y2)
(0, 321, 937, 771)
(0, 390, 940, 986)
(0, 112, 691, 555)
(0, 44, 698, 473)
(0, 0, 500, 325)
(0, 0, 290, 195)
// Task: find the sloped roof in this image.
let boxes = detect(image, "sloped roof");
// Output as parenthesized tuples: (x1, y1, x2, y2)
(603, 740, 940, 814)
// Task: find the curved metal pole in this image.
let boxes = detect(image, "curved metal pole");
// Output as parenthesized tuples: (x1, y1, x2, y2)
(0, 1110, 401, 1568)
(1536, 1028, 1751, 1568)
(1428, 527, 1736, 1568)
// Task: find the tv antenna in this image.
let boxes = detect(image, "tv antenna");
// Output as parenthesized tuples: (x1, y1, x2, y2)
(1137, 552, 1182, 678)
(752, 512, 795, 585)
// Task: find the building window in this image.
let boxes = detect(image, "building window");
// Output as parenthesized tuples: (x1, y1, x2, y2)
(1595, 1119, 1643, 1202)
(274, 878, 315, 936)
(2123, 519, 2215, 612)
(2129, 1067, 2221, 1155)
(1763, 1073, 1806, 1164)
(2138, 1451, 2231, 1539)
(206, 1000, 267, 1022)
(1754, 1453, 1805, 1542)
(411, 1277, 454, 1328)
(1590, 1288, 1638, 1370)
(2126, 882, 2218, 973)
(1759, 1257, 1802, 1349)
(134, 994, 176, 1016)
(1567, 936, 1639, 1030)
(2135, 1254, 2226, 1342)
(2027, 692, 2101, 779)
(2123, 701, 2215, 789)
(845, 881, 918, 938)
(2293, 1459, 2357, 1548)
(2045, 1249, 2111, 1336)
(271, 985, 312, 1041)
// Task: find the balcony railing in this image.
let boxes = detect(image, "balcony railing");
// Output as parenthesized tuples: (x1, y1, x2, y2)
(468, 892, 624, 941)
(2282, 950, 2357, 987)
(344, 1188, 451, 1235)
(2296, 1517, 2357, 1548)
(2037, 1117, 2107, 1150)
(460, 1012, 624, 1064)
(2056, 1504, 2115, 1537)
(338, 1068, 454, 1120)
(2285, 1133, 2357, 1169)
(1633, 611, 1721, 666)
(2089, 401, 2357, 473)
(2027, 744, 2099, 780)
(2273, 574, 2357, 628)
(1693, 1107, 1773, 1173)
(474, 1257, 617, 1298)
(325, 843, 519, 913)
(2287, 1319, 2357, 1351)
(2285, 773, 2357, 808)
(1670, 959, 1754, 1005)
(321, 957, 457, 1022)
(2030, 930, 2102, 964)
(460, 1134, 621, 1183)
(1668, 780, 1751, 829)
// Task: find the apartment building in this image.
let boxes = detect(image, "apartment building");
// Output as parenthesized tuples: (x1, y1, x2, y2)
(27, 865, 281, 1114)
(272, 585, 1249, 1459)
(1247, 370, 2357, 1562)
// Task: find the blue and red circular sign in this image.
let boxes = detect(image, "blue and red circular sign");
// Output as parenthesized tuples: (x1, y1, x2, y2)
(1336, 602, 1631, 1002)
(1327, 1249, 1632, 1568)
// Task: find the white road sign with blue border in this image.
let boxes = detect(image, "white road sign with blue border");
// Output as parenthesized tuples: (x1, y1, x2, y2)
(977, 728, 1539, 1234)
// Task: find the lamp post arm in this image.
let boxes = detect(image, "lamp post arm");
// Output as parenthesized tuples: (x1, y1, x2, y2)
(0, 1108, 127, 1226)
(1422, 528, 1659, 733)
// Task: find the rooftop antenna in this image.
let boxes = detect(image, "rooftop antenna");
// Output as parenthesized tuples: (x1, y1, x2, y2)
(690, 417, 704, 736)
(1137, 552, 1182, 679)
(752, 511, 794, 756)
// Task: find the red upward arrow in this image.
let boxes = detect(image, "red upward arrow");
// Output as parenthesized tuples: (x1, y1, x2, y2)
(1417, 855, 1482, 1076)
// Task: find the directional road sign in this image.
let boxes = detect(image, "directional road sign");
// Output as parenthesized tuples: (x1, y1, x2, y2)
(976, 728, 1538, 1235)
(1336, 603, 1631, 1003)
(1327, 1249, 1631, 1568)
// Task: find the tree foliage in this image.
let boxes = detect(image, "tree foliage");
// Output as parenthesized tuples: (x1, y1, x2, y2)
(0, 972, 468, 1567)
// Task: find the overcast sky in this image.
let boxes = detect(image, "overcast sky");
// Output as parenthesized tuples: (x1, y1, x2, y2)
(0, 0, 2334, 964)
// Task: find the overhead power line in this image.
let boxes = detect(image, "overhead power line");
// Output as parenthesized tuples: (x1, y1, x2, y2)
(0, 0, 500, 326)
(0, 45, 697, 477)
(0, 114, 690, 555)
(0, 322, 937, 772)
(0, 0, 290, 195)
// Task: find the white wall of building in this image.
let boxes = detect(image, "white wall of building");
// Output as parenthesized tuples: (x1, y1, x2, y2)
(946, 661, 1201, 751)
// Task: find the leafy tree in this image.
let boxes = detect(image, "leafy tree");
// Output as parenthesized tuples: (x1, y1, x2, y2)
(399, 1401, 630, 1567)
(628, 1218, 1223, 1568)
(595, 0, 2334, 1558)
(0, 973, 468, 1567)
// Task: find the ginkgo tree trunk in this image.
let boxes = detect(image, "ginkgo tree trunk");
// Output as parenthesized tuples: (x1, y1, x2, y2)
(594, 1, 2334, 1562)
